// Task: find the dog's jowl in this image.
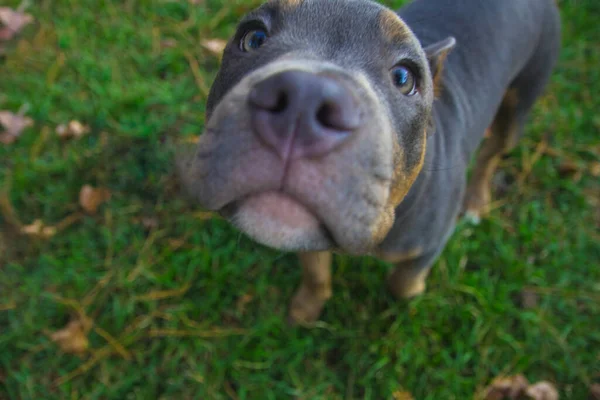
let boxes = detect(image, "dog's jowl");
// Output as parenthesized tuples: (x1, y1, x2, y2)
(180, 0, 561, 324)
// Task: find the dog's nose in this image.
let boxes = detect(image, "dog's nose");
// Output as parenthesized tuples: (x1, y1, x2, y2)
(248, 70, 361, 159)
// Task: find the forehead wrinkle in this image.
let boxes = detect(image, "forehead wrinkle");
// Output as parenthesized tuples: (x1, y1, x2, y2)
(378, 8, 412, 43)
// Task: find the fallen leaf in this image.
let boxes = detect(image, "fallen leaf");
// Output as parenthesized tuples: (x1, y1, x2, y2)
(525, 381, 559, 400)
(392, 390, 415, 400)
(0, 7, 34, 41)
(0, 110, 33, 144)
(50, 318, 91, 355)
(236, 293, 254, 314)
(79, 185, 111, 214)
(160, 38, 177, 49)
(520, 288, 539, 309)
(21, 219, 57, 238)
(141, 216, 159, 230)
(56, 120, 90, 139)
(483, 375, 530, 400)
(590, 383, 600, 400)
(201, 38, 227, 57)
(557, 160, 582, 181)
(589, 162, 600, 178)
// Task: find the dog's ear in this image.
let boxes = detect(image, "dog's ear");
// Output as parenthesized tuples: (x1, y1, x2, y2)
(424, 37, 456, 135)
(424, 37, 456, 97)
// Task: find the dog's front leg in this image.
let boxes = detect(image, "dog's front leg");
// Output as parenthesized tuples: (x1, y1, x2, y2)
(384, 250, 437, 300)
(288, 251, 332, 325)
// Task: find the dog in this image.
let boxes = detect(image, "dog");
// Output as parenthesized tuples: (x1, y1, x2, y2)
(180, 0, 561, 324)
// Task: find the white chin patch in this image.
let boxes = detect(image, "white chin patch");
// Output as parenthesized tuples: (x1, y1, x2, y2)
(233, 191, 332, 251)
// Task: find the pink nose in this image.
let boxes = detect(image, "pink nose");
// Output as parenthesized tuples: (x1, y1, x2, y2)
(248, 70, 362, 160)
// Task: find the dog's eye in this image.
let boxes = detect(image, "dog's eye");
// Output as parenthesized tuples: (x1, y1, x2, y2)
(241, 29, 268, 52)
(391, 66, 417, 95)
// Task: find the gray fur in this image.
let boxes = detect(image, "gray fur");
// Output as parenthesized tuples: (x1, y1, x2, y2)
(182, 0, 561, 262)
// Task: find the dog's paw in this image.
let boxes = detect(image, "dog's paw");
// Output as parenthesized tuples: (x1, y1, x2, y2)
(462, 188, 491, 224)
(388, 278, 426, 300)
(463, 209, 482, 225)
(387, 268, 428, 300)
(287, 286, 330, 326)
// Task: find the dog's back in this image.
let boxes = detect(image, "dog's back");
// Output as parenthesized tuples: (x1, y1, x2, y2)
(379, 0, 561, 257)
(400, 0, 561, 157)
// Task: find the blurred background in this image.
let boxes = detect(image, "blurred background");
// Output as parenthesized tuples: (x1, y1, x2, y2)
(0, 0, 598, 398)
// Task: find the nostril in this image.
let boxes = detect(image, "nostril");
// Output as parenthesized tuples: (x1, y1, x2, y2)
(271, 92, 288, 113)
(249, 85, 289, 113)
(316, 103, 335, 128)
(316, 101, 359, 131)
(250, 71, 362, 159)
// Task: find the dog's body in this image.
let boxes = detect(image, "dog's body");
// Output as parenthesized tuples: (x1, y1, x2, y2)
(182, 0, 561, 323)
(379, 0, 561, 265)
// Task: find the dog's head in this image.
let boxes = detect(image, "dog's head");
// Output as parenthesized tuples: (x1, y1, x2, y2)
(181, 0, 455, 254)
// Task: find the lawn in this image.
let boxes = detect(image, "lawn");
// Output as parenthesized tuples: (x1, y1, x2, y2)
(0, 0, 598, 399)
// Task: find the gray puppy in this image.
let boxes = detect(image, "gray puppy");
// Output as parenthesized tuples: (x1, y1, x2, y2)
(180, 0, 561, 324)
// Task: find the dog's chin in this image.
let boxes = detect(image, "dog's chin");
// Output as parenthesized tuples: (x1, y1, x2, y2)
(224, 191, 334, 252)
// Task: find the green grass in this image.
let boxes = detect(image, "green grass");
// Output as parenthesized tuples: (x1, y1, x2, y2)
(0, 0, 598, 399)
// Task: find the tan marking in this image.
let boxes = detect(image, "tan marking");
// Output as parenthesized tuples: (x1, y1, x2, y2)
(370, 129, 427, 244)
(288, 251, 332, 325)
(389, 128, 427, 207)
(431, 51, 451, 98)
(270, 0, 304, 11)
(370, 206, 396, 245)
(388, 265, 430, 299)
(463, 89, 520, 220)
(378, 247, 423, 264)
(378, 9, 411, 42)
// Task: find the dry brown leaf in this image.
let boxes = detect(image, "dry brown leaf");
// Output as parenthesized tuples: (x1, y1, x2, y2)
(160, 38, 177, 49)
(392, 390, 415, 400)
(589, 383, 600, 400)
(520, 288, 539, 309)
(557, 160, 582, 181)
(79, 185, 111, 214)
(0, 7, 34, 41)
(236, 293, 254, 314)
(525, 381, 559, 400)
(56, 120, 90, 139)
(50, 318, 91, 355)
(201, 38, 227, 57)
(21, 219, 57, 238)
(589, 162, 600, 178)
(483, 375, 530, 400)
(0, 110, 33, 144)
(141, 216, 159, 230)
